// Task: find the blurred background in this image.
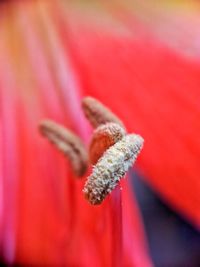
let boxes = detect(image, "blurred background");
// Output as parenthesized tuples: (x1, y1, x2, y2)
(132, 170, 200, 267)
(0, 0, 200, 266)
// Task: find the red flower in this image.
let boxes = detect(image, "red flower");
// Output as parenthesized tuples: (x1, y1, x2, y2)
(1, 0, 200, 266)
(0, 1, 153, 266)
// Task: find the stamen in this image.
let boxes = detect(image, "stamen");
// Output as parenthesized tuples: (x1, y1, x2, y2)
(89, 122, 126, 165)
(82, 96, 124, 128)
(39, 119, 88, 177)
(83, 134, 144, 205)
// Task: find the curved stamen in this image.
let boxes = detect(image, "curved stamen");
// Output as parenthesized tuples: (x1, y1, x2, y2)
(89, 122, 126, 165)
(39, 119, 88, 177)
(83, 134, 144, 205)
(82, 96, 124, 128)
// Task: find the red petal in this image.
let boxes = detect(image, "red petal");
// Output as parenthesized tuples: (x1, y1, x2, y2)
(61, 5, 200, 228)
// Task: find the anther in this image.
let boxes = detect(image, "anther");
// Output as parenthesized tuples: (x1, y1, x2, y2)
(82, 96, 124, 128)
(89, 122, 126, 165)
(83, 134, 144, 204)
(39, 119, 88, 177)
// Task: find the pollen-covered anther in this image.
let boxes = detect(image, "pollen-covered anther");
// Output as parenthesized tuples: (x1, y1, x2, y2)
(83, 134, 144, 205)
(82, 96, 125, 128)
(39, 119, 88, 177)
(89, 122, 126, 165)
